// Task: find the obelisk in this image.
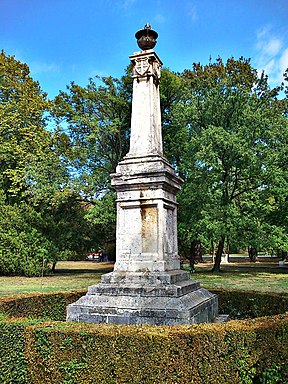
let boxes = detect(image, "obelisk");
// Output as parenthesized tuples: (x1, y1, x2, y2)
(67, 25, 218, 325)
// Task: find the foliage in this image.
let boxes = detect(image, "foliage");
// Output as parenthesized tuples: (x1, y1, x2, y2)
(0, 312, 287, 383)
(51, 72, 132, 256)
(0, 50, 49, 201)
(84, 190, 117, 255)
(211, 289, 288, 319)
(0, 290, 287, 383)
(0, 192, 57, 276)
(0, 51, 92, 275)
(0, 291, 85, 321)
(0, 319, 30, 383)
(52, 73, 132, 199)
(1, 50, 288, 275)
(163, 57, 288, 270)
(1, 289, 287, 322)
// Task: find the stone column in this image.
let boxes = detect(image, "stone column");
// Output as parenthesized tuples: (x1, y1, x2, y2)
(128, 49, 163, 157)
(111, 48, 182, 274)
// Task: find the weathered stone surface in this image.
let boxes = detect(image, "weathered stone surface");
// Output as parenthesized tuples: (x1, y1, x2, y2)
(101, 270, 190, 285)
(66, 276, 218, 325)
(111, 155, 182, 274)
(66, 46, 219, 326)
(128, 50, 163, 157)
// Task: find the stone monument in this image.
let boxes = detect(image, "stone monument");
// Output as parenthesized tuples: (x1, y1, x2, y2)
(66, 24, 218, 325)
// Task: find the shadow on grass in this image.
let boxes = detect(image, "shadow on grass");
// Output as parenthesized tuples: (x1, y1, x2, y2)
(194, 261, 287, 273)
(51, 261, 115, 276)
(53, 266, 114, 275)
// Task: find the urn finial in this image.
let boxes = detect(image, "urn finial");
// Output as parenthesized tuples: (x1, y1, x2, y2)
(135, 23, 158, 50)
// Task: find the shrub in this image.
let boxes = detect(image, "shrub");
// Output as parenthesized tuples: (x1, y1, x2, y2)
(211, 289, 288, 319)
(0, 290, 85, 321)
(0, 198, 56, 277)
(0, 315, 287, 384)
(0, 290, 287, 383)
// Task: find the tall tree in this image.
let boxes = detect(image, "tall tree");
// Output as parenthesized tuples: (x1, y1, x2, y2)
(0, 50, 50, 201)
(0, 51, 90, 275)
(53, 73, 132, 199)
(165, 58, 288, 271)
(52, 72, 132, 251)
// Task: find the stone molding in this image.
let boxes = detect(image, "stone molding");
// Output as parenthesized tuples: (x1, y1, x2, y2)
(130, 49, 162, 85)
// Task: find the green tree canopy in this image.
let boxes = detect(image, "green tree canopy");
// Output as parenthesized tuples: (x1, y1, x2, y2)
(52, 73, 132, 199)
(164, 57, 288, 270)
(1, 51, 287, 275)
(52, 72, 133, 252)
(0, 51, 91, 275)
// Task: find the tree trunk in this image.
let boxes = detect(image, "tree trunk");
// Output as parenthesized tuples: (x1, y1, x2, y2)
(248, 246, 257, 262)
(191, 239, 203, 264)
(210, 239, 215, 263)
(52, 261, 57, 273)
(212, 236, 225, 272)
(227, 239, 230, 263)
(188, 241, 195, 272)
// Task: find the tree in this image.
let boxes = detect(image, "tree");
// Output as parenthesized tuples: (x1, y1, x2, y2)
(0, 51, 90, 275)
(53, 73, 132, 198)
(52, 72, 132, 252)
(0, 191, 56, 276)
(0, 50, 50, 202)
(165, 57, 288, 271)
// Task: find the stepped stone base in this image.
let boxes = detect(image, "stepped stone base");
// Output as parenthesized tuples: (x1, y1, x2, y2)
(66, 270, 218, 325)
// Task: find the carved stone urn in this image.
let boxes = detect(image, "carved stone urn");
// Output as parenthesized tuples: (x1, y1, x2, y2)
(135, 23, 158, 50)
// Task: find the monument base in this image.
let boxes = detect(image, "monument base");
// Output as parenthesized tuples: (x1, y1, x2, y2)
(66, 270, 218, 325)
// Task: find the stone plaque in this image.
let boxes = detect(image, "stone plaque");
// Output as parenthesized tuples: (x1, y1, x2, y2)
(141, 206, 158, 253)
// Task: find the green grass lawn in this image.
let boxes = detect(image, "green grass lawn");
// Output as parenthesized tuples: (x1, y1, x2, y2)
(0, 258, 287, 297)
(0, 261, 114, 297)
(192, 264, 288, 293)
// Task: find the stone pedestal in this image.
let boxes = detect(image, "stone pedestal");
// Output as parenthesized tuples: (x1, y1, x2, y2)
(67, 270, 218, 325)
(66, 47, 218, 325)
(112, 154, 181, 274)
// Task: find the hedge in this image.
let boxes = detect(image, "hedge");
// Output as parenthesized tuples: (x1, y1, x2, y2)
(212, 289, 288, 319)
(0, 290, 85, 321)
(0, 315, 287, 384)
(1, 289, 287, 321)
(0, 290, 288, 383)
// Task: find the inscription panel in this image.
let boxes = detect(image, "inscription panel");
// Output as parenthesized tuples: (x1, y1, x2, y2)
(164, 205, 176, 256)
(141, 206, 158, 253)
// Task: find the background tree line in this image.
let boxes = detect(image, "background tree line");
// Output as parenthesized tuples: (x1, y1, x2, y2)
(0, 50, 287, 275)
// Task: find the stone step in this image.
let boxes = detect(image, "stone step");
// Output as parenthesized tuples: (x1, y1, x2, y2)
(88, 279, 200, 297)
(101, 270, 191, 285)
(67, 288, 218, 325)
(214, 314, 230, 323)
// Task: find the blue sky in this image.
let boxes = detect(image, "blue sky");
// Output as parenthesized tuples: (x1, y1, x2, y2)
(1, 0, 288, 99)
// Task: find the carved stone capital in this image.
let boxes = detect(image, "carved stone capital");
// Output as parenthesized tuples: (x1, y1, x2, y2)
(130, 50, 162, 83)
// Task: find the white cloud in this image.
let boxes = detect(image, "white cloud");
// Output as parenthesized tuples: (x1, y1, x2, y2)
(153, 14, 165, 24)
(279, 48, 288, 75)
(261, 59, 275, 74)
(187, 2, 198, 22)
(89, 69, 109, 79)
(255, 25, 288, 85)
(30, 61, 60, 75)
(119, 0, 136, 9)
(264, 38, 282, 56)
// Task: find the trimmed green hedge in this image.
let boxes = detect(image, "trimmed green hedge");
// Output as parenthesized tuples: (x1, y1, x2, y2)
(211, 289, 288, 319)
(0, 315, 287, 384)
(0, 319, 30, 384)
(0, 290, 288, 383)
(0, 290, 85, 321)
(1, 289, 287, 321)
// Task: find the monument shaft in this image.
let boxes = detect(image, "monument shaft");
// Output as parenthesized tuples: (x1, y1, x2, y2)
(128, 50, 163, 157)
(112, 49, 180, 274)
